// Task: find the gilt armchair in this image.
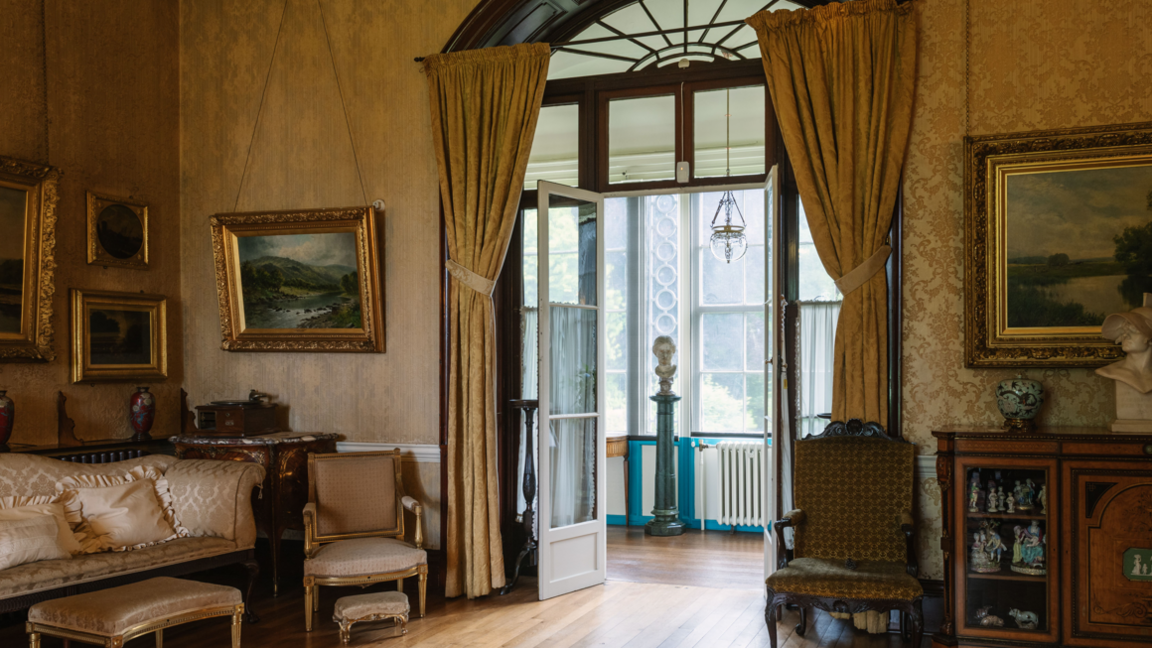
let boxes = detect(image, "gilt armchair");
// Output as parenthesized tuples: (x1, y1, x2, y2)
(302, 450, 427, 631)
(765, 420, 922, 648)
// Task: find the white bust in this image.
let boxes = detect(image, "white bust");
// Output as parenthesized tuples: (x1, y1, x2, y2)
(652, 335, 677, 395)
(1096, 294, 1152, 394)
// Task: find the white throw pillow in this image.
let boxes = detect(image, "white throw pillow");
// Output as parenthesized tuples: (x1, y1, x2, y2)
(56, 466, 189, 553)
(0, 501, 83, 555)
(0, 514, 71, 570)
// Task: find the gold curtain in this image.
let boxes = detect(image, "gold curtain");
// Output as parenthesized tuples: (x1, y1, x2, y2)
(424, 43, 550, 599)
(747, 0, 917, 429)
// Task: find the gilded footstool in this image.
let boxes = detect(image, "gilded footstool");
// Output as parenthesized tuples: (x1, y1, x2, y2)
(26, 577, 244, 648)
(332, 591, 409, 645)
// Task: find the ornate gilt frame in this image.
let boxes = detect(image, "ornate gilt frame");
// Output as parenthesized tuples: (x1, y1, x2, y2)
(965, 122, 1152, 368)
(210, 206, 384, 352)
(0, 155, 58, 363)
(71, 289, 168, 384)
(86, 190, 149, 269)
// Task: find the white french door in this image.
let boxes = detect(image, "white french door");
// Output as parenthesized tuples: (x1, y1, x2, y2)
(764, 165, 782, 580)
(535, 180, 607, 600)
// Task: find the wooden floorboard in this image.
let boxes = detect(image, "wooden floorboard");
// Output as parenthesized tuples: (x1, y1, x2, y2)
(0, 527, 940, 647)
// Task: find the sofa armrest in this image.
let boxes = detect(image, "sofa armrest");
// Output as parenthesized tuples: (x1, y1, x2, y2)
(773, 509, 805, 569)
(401, 496, 424, 550)
(165, 460, 266, 549)
(900, 511, 918, 577)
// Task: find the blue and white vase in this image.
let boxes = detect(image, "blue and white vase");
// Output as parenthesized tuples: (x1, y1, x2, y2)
(996, 375, 1044, 432)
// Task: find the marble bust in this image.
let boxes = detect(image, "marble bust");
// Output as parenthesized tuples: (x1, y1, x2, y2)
(652, 335, 677, 395)
(1096, 293, 1152, 431)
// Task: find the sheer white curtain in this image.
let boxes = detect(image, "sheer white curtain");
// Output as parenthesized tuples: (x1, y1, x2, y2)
(548, 305, 597, 528)
(798, 301, 841, 438)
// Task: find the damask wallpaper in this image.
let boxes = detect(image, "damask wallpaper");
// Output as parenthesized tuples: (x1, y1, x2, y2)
(903, 0, 1152, 580)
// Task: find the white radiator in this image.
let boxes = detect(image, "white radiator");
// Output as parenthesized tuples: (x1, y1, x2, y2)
(716, 441, 766, 527)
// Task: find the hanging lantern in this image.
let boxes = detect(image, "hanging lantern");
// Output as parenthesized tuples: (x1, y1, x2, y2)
(709, 191, 747, 263)
(709, 88, 748, 263)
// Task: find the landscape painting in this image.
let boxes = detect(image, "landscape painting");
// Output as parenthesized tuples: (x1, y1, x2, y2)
(1005, 163, 1152, 329)
(88, 308, 151, 365)
(211, 206, 383, 352)
(0, 185, 26, 335)
(236, 232, 361, 330)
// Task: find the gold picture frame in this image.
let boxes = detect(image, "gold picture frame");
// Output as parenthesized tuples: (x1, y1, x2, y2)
(210, 206, 384, 353)
(965, 121, 1152, 367)
(71, 289, 167, 383)
(86, 191, 149, 269)
(0, 154, 59, 363)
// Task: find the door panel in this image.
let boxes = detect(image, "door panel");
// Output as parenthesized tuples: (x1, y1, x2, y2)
(537, 181, 606, 600)
(764, 166, 780, 579)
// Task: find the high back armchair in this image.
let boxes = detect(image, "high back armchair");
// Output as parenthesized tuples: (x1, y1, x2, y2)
(302, 450, 427, 631)
(765, 420, 922, 648)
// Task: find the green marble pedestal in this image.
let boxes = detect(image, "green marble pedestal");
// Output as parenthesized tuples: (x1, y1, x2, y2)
(645, 392, 684, 536)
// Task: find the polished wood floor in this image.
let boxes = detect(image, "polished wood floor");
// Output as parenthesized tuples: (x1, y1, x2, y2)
(0, 528, 939, 647)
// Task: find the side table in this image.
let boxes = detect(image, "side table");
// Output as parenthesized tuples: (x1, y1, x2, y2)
(172, 431, 338, 596)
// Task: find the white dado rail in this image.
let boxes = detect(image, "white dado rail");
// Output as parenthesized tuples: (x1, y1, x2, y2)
(336, 442, 440, 463)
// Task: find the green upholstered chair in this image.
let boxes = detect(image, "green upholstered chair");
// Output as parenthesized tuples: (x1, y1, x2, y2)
(765, 420, 922, 648)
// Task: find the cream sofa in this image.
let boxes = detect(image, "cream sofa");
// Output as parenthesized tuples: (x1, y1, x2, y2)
(0, 453, 265, 618)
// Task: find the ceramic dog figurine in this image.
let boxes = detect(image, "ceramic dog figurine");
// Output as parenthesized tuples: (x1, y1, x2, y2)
(1009, 608, 1039, 630)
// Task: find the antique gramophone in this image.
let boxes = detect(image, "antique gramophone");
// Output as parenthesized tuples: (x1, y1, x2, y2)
(194, 390, 279, 436)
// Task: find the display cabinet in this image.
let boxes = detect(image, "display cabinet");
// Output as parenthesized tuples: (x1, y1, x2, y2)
(933, 426, 1152, 648)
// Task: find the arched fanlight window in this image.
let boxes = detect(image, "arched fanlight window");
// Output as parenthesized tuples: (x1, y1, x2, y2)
(548, 0, 805, 80)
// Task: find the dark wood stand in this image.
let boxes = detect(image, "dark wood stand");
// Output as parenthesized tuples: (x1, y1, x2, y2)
(501, 399, 538, 595)
(932, 425, 1152, 648)
(172, 432, 338, 596)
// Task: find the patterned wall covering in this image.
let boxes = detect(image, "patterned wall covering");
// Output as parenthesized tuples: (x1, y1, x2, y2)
(903, 0, 1152, 580)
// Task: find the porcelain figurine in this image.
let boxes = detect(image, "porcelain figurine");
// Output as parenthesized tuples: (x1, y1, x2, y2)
(1005, 493, 1015, 513)
(995, 374, 1044, 432)
(987, 486, 999, 513)
(652, 336, 677, 395)
(976, 607, 1004, 628)
(968, 479, 981, 512)
(1018, 479, 1035, 510)
(1011, 521, 1046, 575)
(1008, 609, 1039, 630)
(130, 386, 156, 442)
(998, 489, 1007, 512)
(0, 390, 12, 450)
(984, 525, 1005, 565)
(1038, 484, 1047, 515)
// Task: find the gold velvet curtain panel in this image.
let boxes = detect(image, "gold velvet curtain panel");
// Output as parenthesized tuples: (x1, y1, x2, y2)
(424, 43, 550, 599)
(747, 0, 917, 428)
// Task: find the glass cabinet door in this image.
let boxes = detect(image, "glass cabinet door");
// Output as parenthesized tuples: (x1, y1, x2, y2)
(957, 458, 1058, 643)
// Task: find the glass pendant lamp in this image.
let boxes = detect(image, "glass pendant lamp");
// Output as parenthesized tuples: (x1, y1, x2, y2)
(709, 88, 748, 263)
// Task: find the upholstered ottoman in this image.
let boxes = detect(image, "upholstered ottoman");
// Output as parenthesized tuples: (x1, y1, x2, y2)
(25, 577, 243, 648)
(332, 590, 409, 644)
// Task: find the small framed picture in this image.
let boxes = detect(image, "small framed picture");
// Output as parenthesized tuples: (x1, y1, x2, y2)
(87, 191, 148, 270)
(71, 289, 167, 383)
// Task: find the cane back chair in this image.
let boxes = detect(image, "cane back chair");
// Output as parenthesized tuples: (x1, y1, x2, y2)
(765, 420, 923, 647)
(303, 450, 427, 631)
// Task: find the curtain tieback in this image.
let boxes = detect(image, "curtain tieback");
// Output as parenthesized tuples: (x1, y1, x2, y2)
(445, 259, 496, 297)
(834, 244, 891, 296)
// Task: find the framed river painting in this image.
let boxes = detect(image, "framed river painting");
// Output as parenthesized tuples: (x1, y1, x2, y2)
(0, 154, 59, 363)
(965, 122, 1152, 367)
(211, 206, 384, 352)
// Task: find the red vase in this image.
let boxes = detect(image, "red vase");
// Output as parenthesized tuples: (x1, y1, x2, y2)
(130, 387, 155, 442)
(0, 390, 12, 451)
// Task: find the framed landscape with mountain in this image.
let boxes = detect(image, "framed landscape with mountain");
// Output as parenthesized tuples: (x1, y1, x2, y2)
(965, 122, 1152, 367)
(210, 206, 384, 352)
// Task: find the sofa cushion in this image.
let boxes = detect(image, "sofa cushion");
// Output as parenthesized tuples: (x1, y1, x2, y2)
(0, 515, 71, 571)
(0, 536, 237, 600)
(766, 558, 923, 601)
(57, 466, 188, 553)
(0, 501, 82, 554)
(163, 460, 265, 549)
(0, 455, 177, 499)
